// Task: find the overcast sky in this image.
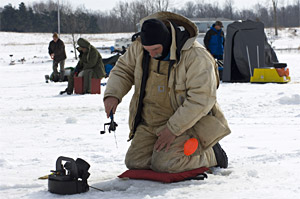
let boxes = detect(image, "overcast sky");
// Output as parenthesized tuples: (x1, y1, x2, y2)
(0, 0, 286, 12)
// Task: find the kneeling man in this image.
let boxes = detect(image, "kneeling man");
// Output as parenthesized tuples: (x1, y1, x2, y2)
(104, 12, 230, 173)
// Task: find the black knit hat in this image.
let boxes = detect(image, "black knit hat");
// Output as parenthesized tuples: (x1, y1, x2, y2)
(141, 19, 171, 59)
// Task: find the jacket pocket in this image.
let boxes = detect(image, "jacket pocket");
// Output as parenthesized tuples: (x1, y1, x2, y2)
(149, 71, 169, 100)
(192, 115, 230, 150)
(174, 83, 186, 106)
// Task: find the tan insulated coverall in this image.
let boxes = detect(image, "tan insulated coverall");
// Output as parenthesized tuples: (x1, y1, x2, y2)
(104, 11, 231, 173)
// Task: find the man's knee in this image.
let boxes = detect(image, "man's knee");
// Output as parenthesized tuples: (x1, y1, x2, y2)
(150, 152, 180, 173)
(124, 148, 134, 169)
(125, 149, 151, 170)
(124, 153, 138, 169)
(60, 60, 65, 70)
(53, 61, 58, 69)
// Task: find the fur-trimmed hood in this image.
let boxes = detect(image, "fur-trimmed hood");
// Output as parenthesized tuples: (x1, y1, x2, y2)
(139, 11, 199, 51)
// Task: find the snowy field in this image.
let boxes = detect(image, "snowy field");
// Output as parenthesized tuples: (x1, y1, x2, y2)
(0, 29, 299, 199)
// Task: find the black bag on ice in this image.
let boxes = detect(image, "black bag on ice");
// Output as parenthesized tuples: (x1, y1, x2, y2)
(48, 156, 90, 195)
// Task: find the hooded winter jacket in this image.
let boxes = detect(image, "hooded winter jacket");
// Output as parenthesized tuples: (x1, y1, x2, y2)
(75, 38, 106, 78)
(104, 12, 230, 151)
(204, 25, 225, 57)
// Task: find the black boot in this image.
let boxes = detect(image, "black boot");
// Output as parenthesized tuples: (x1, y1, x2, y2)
(67, 90, 73, 95)
(59, 88, 73, 95)
(59, 89, 67, 95)
(212, 142, 228, 168)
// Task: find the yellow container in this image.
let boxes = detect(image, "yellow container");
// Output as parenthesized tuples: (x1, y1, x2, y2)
(250, 68, 291, 83)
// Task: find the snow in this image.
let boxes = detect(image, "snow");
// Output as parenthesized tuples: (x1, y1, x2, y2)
(0, 28, 300, 199)
(278, 94, 300, 105)
(265, 27, 300, 50)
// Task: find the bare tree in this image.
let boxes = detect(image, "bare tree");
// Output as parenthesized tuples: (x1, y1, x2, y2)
(113, 1, 131, 31)
(296, 0, 300, 26)
(255, 3, 271, 26)
(31, 0, 58, 13)
(129, 1, 149, 32)
(272, 0, 278, 35)
(4, 0, 299, 34)
(223, 0, 234, 19)
(142, 0, 169, 13)
(238, 9, 257, 20)
(184, 1, 196, 18)
(143, 0, 156, 14)
(154, 0, 170, 12)
(194, 0, 207, 18)
(31, 2, 47, 14)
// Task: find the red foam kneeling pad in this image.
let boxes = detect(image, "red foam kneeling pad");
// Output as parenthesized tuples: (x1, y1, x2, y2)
(118, 167, 209, 183)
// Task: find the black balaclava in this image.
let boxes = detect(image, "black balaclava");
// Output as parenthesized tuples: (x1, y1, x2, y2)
(140, 19, 172, 60)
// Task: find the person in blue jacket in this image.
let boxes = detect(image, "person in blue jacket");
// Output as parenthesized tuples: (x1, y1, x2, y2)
(204, 21, 225, 60)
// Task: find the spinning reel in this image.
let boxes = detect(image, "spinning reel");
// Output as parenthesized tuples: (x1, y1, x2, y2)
(100, 111, 118, 134)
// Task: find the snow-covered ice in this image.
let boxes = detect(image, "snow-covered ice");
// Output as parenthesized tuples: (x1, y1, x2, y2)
(0, 29, 299, 199)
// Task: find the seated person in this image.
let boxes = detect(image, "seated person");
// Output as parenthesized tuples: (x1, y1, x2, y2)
(60, 38, 106, 95)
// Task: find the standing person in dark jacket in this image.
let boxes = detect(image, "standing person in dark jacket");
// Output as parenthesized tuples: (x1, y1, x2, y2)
(48, 32, 67, 81)
(204, 21, 225, 60)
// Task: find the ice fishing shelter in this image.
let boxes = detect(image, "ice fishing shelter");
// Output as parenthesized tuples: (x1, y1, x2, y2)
(222, 20, 265, 82)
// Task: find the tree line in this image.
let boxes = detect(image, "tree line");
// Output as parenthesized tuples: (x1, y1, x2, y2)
(0, 0, 299, 33)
